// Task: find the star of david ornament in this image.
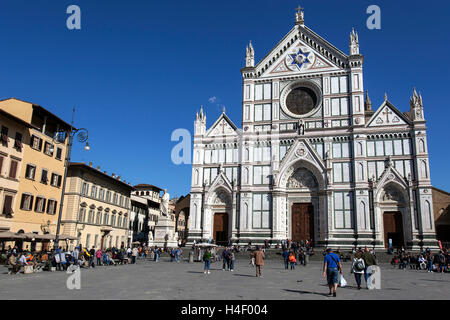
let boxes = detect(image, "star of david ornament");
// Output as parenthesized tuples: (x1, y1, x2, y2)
(289, 48, 311, 69)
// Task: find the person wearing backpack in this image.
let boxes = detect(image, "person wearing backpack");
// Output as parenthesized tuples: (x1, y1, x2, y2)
(351, 251, 365, 290)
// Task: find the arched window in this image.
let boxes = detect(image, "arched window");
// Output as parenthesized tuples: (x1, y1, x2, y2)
(419, 139, 426, 153)
(103, 213, 109, 225)
(424, 200, 432, 229)
(421, 160, 428, 179)
(359, 201, 367, 230)
(78, 208, 86, 222)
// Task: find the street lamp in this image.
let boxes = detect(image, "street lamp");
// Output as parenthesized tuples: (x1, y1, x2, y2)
(53, 107, 90, 248)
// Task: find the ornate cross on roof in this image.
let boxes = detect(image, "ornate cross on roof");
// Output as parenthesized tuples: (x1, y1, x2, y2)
(382, 108, 392, 123)
(219, 120, 227, 134)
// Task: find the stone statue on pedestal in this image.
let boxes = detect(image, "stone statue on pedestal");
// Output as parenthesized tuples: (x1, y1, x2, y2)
(161, 189, 170, 217)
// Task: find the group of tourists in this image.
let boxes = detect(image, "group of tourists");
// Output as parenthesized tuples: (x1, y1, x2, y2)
(390, 248, 449, 273)
(202, 245, 266, 277)
(323, 247, 378, 297)
(2, 243, 148, 274)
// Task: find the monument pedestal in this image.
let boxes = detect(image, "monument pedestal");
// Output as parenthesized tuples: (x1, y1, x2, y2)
(148, 216, 178, 248)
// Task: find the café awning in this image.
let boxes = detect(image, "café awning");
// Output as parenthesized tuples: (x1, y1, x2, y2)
(0, 231, 26, 240)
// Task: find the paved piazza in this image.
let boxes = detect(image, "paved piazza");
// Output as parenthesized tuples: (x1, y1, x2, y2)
(1, 257, 449, 300)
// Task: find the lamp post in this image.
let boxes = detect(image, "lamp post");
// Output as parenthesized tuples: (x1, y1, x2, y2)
(52, 107, 90, 248)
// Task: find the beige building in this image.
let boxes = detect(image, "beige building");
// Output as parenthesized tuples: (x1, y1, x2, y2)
(0, 98, 71, 250)
(432, 187, 450, 244)
(62, 162, 133, 250)
(0, 108, 36, 233)
(174, 194, 190, 244)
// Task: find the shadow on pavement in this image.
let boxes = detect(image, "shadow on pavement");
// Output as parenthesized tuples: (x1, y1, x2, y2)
(283, 289, 330, 297)
(233, 274, 257, 278)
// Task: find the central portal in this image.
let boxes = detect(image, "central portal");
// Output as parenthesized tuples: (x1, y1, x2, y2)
(213, 212, 229, 246)
(383, 211, 404, 249)
(291, 203, 314, 244)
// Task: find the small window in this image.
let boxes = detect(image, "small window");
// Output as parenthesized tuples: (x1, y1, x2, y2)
(30, 135, 42, 151)
(55, 147, 63, 160)
(41, 169, 48, 184)
(20, 194, 34, 211)
(46, 200, 57, 215)
(8, 160, 18, 179)
(0, 126, 8, 145)
(2, 195, 13, 216)
(44, 142, 54, 156)
(25, 164, 36, 180)
(14, 132, 23, 150)
(34, 197, 46, 213)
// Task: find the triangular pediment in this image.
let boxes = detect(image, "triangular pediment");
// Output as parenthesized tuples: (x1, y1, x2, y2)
(280, 138, 325, 172)
(367, 100, 411, 127)
(205, 113, 240, 137)
(255, 25, 348, 78)
(208, 170, 233, 193)
(373, 160, 410, 201)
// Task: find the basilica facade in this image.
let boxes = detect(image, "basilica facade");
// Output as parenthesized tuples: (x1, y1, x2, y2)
(187, 7, 438, 250)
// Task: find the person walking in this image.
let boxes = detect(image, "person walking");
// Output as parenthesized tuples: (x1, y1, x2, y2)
(253, 246, 265, 277)
(229, 251, 235, 271)
(288, 251, 297, 270)
(132, 246, 138, 264)
(323, 248, 342, 297)
(203, 248, 212, 274)
(96, 249, 102, 266)
(282, 248, 290, 270)
(361, 247, 377, 283)
(222, 247, 230, 271)
(351, 251, 365, 290)
(154, 247, 161, 262)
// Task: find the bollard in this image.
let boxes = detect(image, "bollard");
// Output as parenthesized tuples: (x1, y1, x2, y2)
(189, 251, 194, 263)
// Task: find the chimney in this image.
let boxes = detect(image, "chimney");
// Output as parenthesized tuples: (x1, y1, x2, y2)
(112, 173, 115, 178)
(89, 162, 93, 167)
(117, 176, 121, 181)
(104, 171, 107, 174)
(97, 166, 101, 170)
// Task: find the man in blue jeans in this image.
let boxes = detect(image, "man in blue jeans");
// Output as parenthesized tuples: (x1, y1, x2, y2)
(323, 248, 342, 297)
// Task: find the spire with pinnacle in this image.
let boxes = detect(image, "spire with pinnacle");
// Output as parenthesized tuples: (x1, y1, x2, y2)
(194, 105, 206, 135)
(245, 41, 255, 67)
(295, 5, 304, 26)
(364, 90, 372, 111)
(410, 88, 424, 121)
(349, 28, 360, 55)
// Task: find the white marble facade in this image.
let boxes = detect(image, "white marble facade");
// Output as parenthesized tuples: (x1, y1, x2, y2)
(187, 7, 438, 250)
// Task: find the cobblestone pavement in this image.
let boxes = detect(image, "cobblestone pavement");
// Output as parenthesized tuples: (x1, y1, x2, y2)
(0, 258, 449, 300)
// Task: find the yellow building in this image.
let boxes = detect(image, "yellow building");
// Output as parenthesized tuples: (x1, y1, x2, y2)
(62, 162, 133, 250)
(0, 98, 72, 250)
(0, 108, 36, 232)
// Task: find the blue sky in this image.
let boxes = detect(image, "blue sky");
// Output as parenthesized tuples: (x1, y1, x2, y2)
(0, 0, 449, 197)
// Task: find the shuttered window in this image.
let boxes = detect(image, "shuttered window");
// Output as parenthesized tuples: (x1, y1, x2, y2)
(2, 195, 13, 216)
(9, 160, 18, 179)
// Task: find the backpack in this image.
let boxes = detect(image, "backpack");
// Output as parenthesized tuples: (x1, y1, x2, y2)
(355, 260, 365, 271)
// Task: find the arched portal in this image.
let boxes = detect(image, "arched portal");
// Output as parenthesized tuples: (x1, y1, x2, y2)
(277, 158, 326, 246)
(205, 187, 232, 245)
(379, 183, 408, 249)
